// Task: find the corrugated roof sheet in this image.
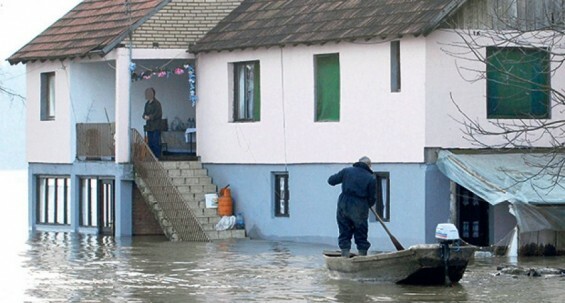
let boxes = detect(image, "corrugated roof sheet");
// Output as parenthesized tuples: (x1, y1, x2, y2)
(8, 0, 170, 65)
(190, 0, 468, 53)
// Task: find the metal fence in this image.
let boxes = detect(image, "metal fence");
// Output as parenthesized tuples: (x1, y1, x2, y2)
(76, 123, 115, 160)
(131, 129, 209, 242)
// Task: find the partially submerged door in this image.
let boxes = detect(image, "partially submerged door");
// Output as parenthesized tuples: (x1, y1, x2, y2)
(457, 185, 489, 246)
(81, 178, 115, 235)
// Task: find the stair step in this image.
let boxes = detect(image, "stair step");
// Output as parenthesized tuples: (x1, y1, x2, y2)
(161, 161, 203, 170)
(166, 168, 209, 178)
(206, 229, 246, 240)
(135, 160, 244, 241)
(170, 176, 213, 186)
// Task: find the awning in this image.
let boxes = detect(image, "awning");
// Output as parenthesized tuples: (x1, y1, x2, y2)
(436, 150, 565, 205)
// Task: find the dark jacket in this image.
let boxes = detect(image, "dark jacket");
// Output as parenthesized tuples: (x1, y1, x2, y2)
(328, 162, 377, 212)
(143, 99, 162, 131)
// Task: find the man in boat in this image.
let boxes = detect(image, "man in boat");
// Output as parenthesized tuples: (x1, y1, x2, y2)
(328, 156, 377, 257)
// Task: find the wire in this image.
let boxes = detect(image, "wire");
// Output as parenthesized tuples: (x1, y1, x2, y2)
(279, 48, 288, 172)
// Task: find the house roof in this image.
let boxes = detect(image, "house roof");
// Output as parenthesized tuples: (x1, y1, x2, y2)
(7, 0, 170, 65)
(190, 0, 468, 53)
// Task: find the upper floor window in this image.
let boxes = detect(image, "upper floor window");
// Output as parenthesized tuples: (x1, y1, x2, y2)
(315, 53, 340, 121)
(233, 61, 261, 122)
(391, 40, 401, 92)
(486, 47, 550, 119)
(40, 72, 56, 121)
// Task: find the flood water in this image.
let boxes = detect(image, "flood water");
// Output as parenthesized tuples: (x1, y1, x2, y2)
(1, 232, 564, 303)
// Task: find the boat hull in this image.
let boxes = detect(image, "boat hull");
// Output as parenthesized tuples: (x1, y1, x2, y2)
(324, 244, 476, 284)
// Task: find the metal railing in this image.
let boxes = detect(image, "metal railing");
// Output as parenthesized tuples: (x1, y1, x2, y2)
(131, 129, 209, 242)
(76, 123, 115, 160)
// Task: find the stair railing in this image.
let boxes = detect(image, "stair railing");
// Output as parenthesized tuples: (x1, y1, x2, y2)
(131, 129, 210, 242)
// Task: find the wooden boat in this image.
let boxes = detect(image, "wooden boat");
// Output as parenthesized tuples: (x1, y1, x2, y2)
(323, 243, 476, 284)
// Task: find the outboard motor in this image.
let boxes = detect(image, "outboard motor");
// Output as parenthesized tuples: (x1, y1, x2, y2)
(435, 223, 460, 286)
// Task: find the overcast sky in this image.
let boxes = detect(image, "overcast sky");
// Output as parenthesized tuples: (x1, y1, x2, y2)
(0, 0, 81, 169)
(0, 0, 81, 62)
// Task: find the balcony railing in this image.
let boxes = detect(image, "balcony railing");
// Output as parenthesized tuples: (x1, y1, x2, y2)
(76, 123, 115, 160)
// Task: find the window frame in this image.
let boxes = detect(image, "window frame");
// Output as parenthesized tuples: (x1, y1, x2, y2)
(371, 172, 390, 222)
(390, 40, 401, 92)
(273, 172, 290, 217)
(486, 46, 551, 119)
(36, 175, 70, 225)
(40, 72, 56, 121)
(314, 53, 340, 122)
(79, 177, 115, 234)
(233, 61, 261, 122)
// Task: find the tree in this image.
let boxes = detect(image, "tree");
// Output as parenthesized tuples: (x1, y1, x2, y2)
(0, 69, 25, 104)
(442, 0, 565, 187)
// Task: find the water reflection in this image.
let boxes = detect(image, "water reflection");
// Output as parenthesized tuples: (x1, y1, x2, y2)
(8, 232, 565, 302)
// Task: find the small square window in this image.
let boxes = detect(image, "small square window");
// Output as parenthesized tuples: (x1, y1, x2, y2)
(40, 72, 55, 121)
(273, 172, 289, 217)
(486, 47, 550, 119)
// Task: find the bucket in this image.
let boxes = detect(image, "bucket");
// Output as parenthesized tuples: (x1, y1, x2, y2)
(217, 185, 233, 216)
(205, 193, 218, 208)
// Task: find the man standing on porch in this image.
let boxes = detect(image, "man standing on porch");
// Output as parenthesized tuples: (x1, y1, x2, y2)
(143, 87, 163, 158)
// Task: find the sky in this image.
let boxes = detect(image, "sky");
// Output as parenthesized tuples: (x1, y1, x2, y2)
(0, 0, 81, 169)
(0, 0, 82, 62)
(0, 2, 83, 278)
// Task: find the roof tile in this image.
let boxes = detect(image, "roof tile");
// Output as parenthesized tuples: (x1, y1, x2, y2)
(8, 0, 169, 64)
(191, 0, 468, 53)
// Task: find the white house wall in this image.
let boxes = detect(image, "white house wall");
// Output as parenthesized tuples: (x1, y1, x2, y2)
(70, 62, 116, 124)
(196, 38, 428, 164)
(26, 61, 73, 163)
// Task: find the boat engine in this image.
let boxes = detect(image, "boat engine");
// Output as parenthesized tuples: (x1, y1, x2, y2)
(435, 223, 460, 243)
(435, 223, 460, 286)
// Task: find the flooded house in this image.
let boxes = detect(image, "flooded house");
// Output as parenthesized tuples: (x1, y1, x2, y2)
(8, 0, 565, 254)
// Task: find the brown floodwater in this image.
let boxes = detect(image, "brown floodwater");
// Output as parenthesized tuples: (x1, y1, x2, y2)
(1, 232, 564, 302)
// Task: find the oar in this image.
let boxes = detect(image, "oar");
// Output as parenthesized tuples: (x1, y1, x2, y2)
(370, 207, 405, 251)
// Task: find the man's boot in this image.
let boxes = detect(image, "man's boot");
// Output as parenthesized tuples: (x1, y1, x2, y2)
(358, 250, 367, 256)
(341, 249, 350, 258)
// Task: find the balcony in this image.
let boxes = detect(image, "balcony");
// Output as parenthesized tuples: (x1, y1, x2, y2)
(76, 123, 115, 160)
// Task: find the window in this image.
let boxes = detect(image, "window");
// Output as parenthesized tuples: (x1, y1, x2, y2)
(315, 53, 340, 121)
(36, 176, 70, 225)
(273, 172, 289, 217)
(486, 47, 550, 119)
(40, 72, 56, 120)
(234, 61, 261, 122)
(80, 178, 115, 234)
(371, 172, 390, 222)
(391, 41, 401, 92)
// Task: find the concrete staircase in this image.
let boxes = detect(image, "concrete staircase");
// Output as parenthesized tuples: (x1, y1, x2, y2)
(136, 160, 246, 240)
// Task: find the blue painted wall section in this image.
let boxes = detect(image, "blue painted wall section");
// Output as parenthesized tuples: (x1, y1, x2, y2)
(204, 163, 446, 250)
(28, 161, 134, 237)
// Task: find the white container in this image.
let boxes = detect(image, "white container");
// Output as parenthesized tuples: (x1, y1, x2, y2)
(205, 193, 218, 208)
